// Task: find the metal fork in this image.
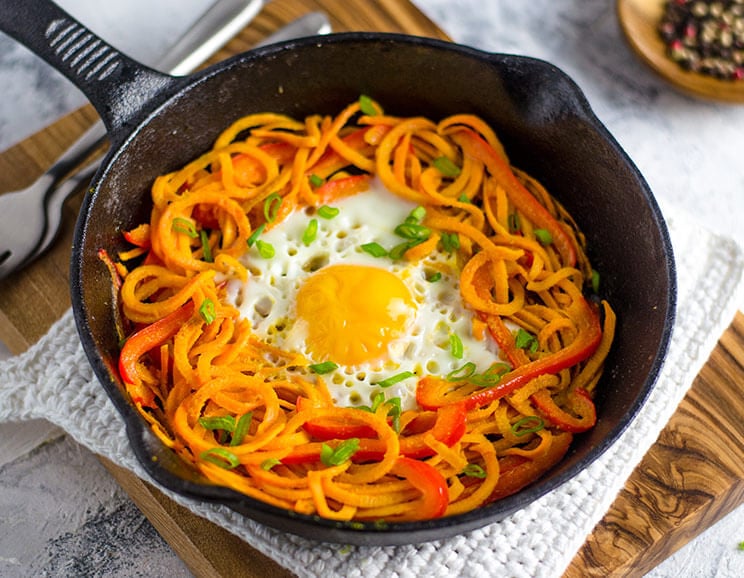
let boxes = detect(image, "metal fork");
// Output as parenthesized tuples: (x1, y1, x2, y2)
(0, 0, 272, 280)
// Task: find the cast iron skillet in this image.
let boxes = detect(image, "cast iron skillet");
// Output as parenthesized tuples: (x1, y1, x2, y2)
(0, 0, 676, 546)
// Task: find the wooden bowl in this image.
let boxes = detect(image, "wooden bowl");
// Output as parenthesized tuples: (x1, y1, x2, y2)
(617, 0, 744, 103)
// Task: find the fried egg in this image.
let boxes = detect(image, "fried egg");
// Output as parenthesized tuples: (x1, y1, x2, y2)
(224, 180, 501, 411)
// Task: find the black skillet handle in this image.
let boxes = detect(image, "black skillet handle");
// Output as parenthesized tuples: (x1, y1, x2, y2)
(0, 0, 178, 143)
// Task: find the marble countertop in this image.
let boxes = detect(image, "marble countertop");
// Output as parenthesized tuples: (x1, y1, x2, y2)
(1, 0, 743, 576)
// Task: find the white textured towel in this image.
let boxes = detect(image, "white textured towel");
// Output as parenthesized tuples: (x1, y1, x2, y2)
(0, 204, 742, 578)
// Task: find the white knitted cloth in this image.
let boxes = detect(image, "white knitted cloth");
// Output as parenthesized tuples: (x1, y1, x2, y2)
(0, 205, 742, 578)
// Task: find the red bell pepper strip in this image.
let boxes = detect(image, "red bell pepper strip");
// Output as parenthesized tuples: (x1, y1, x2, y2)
(118, 301, 195, 387)
(417, 296, 602, 411)
(122, 223, 151, 249)
(390, 456, 449, 520)
(485, 431, 573, 503)
(283, 402, 467, 464)
(452, 128, 578, 267)
(315, 174, 371, 203)
(530, 387, 596, 433)
(297, 397, 378, 440)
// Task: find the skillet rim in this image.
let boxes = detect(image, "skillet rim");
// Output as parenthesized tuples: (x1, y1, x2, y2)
(70, 31, 677, 546)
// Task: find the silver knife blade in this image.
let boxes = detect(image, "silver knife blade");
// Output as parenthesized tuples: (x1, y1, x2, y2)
(164, 0, 266, 75)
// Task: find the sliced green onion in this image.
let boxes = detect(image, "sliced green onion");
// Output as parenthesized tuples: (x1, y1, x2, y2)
(375, 371, 415, 388)
(359, 94, 377, 116)
(199, 298, 216, 324)
(394, 222, 431, 241)
(470, 363, 510, 387)
(317, 205, 340, 219)
(256, 239, 275, 259)
(407, 205, 426, 223)
(432, 156, 461, 177)
(458, 193, 471, 204)
(261, 458, 281, 470)
(198, 415, 235, 432)
(263, 192, 282, 223)
(591, 269, 601, 294)
(172, 217, 198, 238)
(508, 213, 521, 234)
(320, 438, 360, 466)
(427, 271, 442, 283)
(533, 228, 553, 245)
(389, 241, 415, 260)
(511, 415, 545, 437)
(386, 397, 402, 433)
(261, 458, 282, 471)
(230, 412, 253, 446)
(449, 334, 464, 359)
(441, 232, 460, 253)
(302, 218, 318, 246)
(200, 229, 213, 263)
(361, 242, 388, 258)
(446, 362, 477, 382)
(462, 463, 487, 478)
(247, 223, 266, 247)
(309, 174, 324, 187)
(309, 361, 339, 374)
(200, 448, 240, 469)
(515, 328, 539, 353)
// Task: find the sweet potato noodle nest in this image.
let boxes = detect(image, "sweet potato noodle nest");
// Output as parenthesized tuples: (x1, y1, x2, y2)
(103, 97, 615, 524)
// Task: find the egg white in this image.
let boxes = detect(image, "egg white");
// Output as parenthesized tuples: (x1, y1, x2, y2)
(224, 180, 501, 411)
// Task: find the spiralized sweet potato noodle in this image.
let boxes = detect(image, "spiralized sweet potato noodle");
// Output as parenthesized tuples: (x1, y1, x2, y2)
(110, 99, 616, 523)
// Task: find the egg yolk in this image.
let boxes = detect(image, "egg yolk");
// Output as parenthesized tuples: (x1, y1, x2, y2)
(295, 264, 414, 366)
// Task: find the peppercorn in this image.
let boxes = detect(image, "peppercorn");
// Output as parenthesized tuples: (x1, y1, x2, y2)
(658, 0, 744, 80)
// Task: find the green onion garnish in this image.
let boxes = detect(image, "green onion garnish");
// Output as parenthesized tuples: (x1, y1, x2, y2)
(199, 298, 216, 324)
(200, 229, 213, 263)
(389, 241, 415, 260)
(427, 271, 442, 283)
(386, 397, 402, 433)
(198, 415, 235, 432)
(230, 412, 253, 446)
(395, 222, 431, 241)
(376, 371, 415, 388)
(359, 94, 377, 116)
(309, 174, 324, 187)
(462, 463, 487, 478)
(261, 458, 282, 471)
(320, 438, 360, 466)
(302, 218, 318, 246)
(591, 269, 601, 294)
(511, 415, 545, 437)
(533, 228, 553, 245)
(200, 448, 240, 469)
(256, 239, 275, 259)
(263, 192, 282, 223)
(441, 232, 460, 253)
(508, 213, 521, 234)
(472, 363, 510, 387)
(515, 328, 539, 353)
(317, 205, 339, 219)
(433, 156, 461, 177)
(407, 205, 426, 223)
(449, 334, 464, 359)
(458, 193, 471, 203)
(172, 217, 198, 238)
(309, 361, 339, 374)
(247, 223, 266, 247)
(446, 362, 477, 382)
(361, 242, 388, 258)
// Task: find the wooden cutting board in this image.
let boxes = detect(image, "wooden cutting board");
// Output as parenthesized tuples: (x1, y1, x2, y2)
(1, 1, 743, 576)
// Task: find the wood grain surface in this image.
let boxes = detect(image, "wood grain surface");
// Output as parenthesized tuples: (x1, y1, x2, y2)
(1, 1, 743, 576)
